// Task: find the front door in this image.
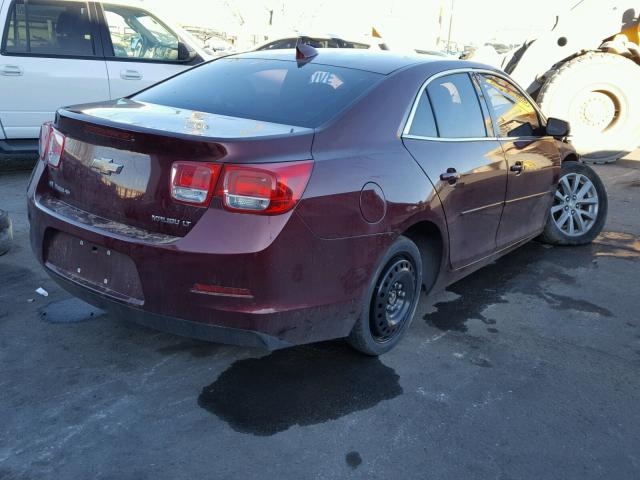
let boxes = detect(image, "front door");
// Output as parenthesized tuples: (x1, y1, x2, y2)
(403, 72, 508, 270)
(0, 0, 109, 138)
(97, 2, 193, 99)
(477, 73, 562, 247)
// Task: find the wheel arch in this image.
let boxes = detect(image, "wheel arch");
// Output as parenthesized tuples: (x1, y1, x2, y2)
(563, 152, 579, 163)
(402, 220, 444, 293)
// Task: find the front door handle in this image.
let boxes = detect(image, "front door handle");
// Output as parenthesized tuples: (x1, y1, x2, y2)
(510, 161, 524, 174)
(440, 168, 461, 185)
(0, 64, 23, 76)
(120, 69, 142, 80)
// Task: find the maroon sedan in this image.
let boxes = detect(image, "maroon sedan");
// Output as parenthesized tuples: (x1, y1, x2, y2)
(28, 48, 607, 355)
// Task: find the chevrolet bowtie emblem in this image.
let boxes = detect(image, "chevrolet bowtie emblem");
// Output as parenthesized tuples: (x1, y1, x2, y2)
(90, 157, 123, 176)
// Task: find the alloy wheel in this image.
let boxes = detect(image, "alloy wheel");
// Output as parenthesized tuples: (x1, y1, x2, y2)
(551, 172, 599, 237)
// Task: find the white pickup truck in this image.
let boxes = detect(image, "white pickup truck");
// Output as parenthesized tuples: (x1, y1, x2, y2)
(0, 0, 209, 158)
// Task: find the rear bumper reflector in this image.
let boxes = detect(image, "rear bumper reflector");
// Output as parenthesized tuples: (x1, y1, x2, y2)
(191, 283, 253, 299)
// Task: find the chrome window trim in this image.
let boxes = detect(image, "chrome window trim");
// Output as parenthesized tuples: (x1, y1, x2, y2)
(403, 134, 498, 142)
(402, 67, 548, 142)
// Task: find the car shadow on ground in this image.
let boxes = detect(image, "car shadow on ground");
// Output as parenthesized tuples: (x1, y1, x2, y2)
(197, 340, 403, 436)
(423, 238, 629, 333)
(21, 230, 640, 439)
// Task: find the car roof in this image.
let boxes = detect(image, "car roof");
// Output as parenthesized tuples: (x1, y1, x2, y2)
(230, 48, 444, 75)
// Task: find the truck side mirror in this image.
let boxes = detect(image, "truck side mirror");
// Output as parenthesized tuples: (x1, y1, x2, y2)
(178, 41, 197, 62)
(546, 117, 570, 137)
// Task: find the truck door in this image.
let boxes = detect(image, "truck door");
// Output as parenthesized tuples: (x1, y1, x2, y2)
(96, 2, 197, 99)
(0, 0, 109, 139)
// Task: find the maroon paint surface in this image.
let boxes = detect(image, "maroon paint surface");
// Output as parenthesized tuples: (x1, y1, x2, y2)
(28, 51, 569, 346)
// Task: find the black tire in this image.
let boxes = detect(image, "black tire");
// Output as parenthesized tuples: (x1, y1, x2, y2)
(347, 236, 422, 356)
(539, 161, 607, 246)
(0, 209, 12, 256)
(537, 52, 640, 164)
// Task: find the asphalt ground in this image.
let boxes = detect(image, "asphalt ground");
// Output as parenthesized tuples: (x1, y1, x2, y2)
(1, 162, 639, 479)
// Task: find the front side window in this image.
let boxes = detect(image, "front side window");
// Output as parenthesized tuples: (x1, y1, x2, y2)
(103, 4, 179, 61)
(479, 74, 542, 137)
(133, 58, 382, 128)
(426, 73, 487, 138)
(3, 0, 94, 56)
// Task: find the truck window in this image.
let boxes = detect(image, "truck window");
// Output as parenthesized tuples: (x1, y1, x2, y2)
(102, 4, 179, 61)
(2, 0, 95, 57)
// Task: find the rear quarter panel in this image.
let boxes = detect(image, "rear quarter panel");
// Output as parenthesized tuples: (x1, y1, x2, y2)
(298, 63, 449, 236)
(296, 63, 451, 292)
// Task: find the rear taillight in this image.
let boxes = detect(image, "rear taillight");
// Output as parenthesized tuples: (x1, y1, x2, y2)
(38, 122, 53, 161)
(45, 127, 65, 168)
(170, 161, 222, 206)
(217, 160, 313, 215)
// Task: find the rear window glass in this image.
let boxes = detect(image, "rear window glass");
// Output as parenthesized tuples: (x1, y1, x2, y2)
(133, 58, 383, 128)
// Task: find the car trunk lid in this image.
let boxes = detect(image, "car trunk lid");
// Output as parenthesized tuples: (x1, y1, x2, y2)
(46, 100, 314, 237)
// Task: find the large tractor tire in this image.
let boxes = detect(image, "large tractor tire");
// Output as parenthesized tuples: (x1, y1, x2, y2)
(537, 52, 640, 164)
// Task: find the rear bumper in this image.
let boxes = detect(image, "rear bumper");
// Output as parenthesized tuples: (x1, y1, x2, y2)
(28, 161, 391, 348)
(47, 269, 292, 350)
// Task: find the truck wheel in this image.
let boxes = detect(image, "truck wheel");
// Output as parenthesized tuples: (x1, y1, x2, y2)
(347, 236, 422, 356)
(0, 209, 12, 256)
(537, 52, 640, 164)
(539, 161, 607, 246)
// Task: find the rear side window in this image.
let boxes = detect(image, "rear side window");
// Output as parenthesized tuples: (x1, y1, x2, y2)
(341, 41, 370, 49)
(133, 58, 383, 128)
(258, 39, 299, 50)
(479, 74, 542, 137)
(426, 73, 486, 138)
(2, 0, 95, 56)
(257, 38, 370, 50)
(408, 91, 438, 137)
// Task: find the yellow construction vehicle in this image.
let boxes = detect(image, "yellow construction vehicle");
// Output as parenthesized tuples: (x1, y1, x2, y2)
(498, 1, 640, 163)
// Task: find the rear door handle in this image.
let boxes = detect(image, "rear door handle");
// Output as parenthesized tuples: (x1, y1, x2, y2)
(440, 168, 461, 185)
(510, 161, 524, 174)
(0, 65, 23, 76)
(120, 69, 142, 80)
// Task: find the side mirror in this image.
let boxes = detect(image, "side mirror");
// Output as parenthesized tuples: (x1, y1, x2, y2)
(546, 117, 570, 137)
(178, 41, 197, 62)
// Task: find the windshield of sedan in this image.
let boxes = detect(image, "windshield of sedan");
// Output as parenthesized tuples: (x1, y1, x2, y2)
(133, 58, 383, 128)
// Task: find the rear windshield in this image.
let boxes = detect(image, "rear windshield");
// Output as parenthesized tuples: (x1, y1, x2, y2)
(133, 57, 382, 128)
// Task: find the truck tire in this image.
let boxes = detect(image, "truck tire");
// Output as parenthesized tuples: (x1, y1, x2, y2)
(538, 161, 607, 246)
(537, 52, 640, 164)
(0, 209, 12, 256)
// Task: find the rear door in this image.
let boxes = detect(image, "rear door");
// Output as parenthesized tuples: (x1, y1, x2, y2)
(96, 2, 195, 99)
(0, 0, 109, 138)
(402, 72, 508, 270)
(477, 73, 561, 247)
